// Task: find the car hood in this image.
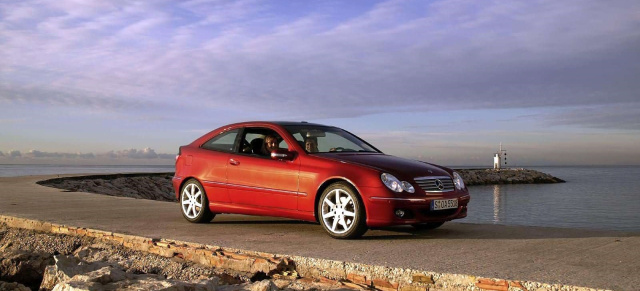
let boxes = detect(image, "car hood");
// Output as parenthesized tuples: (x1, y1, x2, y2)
(321, 153, 452, 179)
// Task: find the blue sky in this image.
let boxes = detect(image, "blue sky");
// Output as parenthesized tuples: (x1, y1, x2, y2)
(1, 0, 639, 166)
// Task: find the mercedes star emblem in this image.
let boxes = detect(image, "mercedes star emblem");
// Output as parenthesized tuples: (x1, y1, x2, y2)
(434, 179, 445, 190)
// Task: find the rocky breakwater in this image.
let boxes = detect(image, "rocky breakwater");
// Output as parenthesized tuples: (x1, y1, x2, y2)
(38, 173, 176, 202)
(455, 168, 565, 186)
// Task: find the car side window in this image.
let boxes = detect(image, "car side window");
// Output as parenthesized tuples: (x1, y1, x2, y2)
(240, 128, 288, 157)
(201, 129, 239, 152)
(318, 132, 360, 152)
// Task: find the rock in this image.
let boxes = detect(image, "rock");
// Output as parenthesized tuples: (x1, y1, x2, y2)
(0, 248, 53, 291)
(0, 281, 31, 291)
(250, 280, 278, 291)
(38, 173, 177, 202)
(53, 272, 219, 291)
(52, 280, 103, 291)
(45, 256, 221, 291)
(40, 255, 112, 290)
(455, 168, 564, 186)
(216, 280, 279, 291)
(69, 266, 127, 285)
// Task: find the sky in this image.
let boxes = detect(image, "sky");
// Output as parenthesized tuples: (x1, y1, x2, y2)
(1, 0, 639, 166)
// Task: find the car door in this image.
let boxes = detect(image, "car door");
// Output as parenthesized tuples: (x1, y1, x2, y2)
(193, 128, 241, 204)
(226, 127, 301, 210)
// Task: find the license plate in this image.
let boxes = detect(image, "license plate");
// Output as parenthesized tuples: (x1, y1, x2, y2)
(431, 199, 458, 211)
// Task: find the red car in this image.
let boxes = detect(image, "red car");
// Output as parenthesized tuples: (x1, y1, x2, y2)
(173, 121, 470, 239)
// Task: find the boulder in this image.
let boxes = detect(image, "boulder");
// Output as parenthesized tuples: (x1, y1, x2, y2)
(217, 280, 278, 291)
(43, 255, 220, 291)
(0, 248, 53, 290)
(0, 281, 31, 291)
(53, 273, 219, 291)
(40, 255, 112, 290)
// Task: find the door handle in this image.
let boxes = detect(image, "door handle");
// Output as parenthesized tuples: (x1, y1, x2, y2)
(229, 159, 240, 166)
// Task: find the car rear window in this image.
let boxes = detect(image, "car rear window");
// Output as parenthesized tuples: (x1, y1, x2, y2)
(201, 129, 239, 152)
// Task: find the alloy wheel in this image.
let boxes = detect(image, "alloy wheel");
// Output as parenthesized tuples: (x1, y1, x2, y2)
(181, 183, 203, 219)
(321, 189, 357, 234)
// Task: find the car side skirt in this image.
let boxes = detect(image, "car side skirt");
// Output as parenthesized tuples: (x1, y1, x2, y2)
(209, 202, 317, 222)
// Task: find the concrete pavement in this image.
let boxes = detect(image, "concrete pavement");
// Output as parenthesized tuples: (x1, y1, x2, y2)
(1, 175, 638, 290)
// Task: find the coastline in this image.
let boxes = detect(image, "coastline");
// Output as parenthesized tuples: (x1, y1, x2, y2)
(1, 174, 638, 290)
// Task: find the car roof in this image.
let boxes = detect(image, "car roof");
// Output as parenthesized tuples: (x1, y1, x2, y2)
(271, 121, 331, 127)
(230, 121, 332, 128)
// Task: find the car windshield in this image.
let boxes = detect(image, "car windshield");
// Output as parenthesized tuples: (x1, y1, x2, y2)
(284, 125, 380, 154)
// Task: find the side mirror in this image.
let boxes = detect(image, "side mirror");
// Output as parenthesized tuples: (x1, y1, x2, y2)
(271, 149, 295, 161)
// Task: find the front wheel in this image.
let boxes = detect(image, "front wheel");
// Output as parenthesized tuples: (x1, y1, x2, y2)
(411, 222, 445, 230)
(318, 183, 368, 239)
(180, 179, 215, 223)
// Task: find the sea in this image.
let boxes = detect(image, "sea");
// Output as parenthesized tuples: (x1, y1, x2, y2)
(1, 164, 638, 232)
(459, 166, 640, 232)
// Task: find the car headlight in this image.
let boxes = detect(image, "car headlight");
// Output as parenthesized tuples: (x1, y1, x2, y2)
(401, 181, 415, 193)
(381, 173, 415, 193)
(453, 171, 465, 190)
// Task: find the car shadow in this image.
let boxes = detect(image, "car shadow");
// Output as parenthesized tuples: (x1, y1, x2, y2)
(361, 222, 639, 240)
(204, 216, 639, 240)
(210, 220, 316, 225)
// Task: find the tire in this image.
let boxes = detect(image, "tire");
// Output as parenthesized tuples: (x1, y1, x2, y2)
(318, 182, 368, 239)
(180, 179, 215, 223)
(411, 222, 445, 230)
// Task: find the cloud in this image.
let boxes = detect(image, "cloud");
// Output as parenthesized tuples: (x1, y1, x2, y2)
(358, 129, 640, 166)
(99, 148, 173, 159)
(0, 83, 157, 112)
(0, 148, 173, 160)
(179, 0, 266, 26)
(25, 150, 95, 159)
(1, 0, 639, 121)
(0, 118, 26, 124)
(542, 104, 640, 131)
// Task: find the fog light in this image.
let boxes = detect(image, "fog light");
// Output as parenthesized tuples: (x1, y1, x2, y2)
(395, 209, 406, 218)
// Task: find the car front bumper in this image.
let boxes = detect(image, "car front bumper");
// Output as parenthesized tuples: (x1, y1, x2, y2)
(363, 186, 470, 227)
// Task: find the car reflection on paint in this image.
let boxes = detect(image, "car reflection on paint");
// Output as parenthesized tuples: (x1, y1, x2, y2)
(173, 121, 470, 239)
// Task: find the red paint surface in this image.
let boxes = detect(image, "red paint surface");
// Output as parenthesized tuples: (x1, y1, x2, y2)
(173, 121, 469, 227)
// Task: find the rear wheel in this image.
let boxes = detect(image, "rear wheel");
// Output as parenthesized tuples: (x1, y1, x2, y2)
(318, 182, 367, 239)
(411, 222, 445, 230)
(180, 179, 215, 223)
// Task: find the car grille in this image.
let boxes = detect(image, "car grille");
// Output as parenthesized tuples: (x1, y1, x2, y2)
(414, 176, 455, 193)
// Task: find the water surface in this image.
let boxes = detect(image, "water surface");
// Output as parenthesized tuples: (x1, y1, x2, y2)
(460, 166, 640, 232)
